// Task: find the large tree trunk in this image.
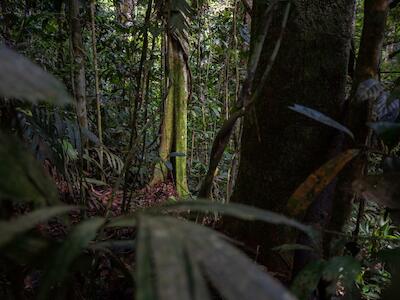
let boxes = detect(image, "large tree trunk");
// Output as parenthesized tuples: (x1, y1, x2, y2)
(229, 0, 354, 275)
(150, 0, 190, 197)
(70, 0, 88, 134)
(151, 34, 190, 197)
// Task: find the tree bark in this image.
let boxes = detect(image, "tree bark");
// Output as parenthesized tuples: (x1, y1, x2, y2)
(90, 0, 103, 172)
(151, 34, 190, 197)
(229, 0, 354, 276)
(150, 1, 190, 197)
(70, 0, 88, 135)
(114, 0, 136, 25)
(328, 0, 389, 253)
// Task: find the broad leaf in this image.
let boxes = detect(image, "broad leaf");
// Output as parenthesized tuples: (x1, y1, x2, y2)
(322, 256, 361, 294)
(291, 260, 325, 300)
(368, 122, 400, 148)
(287, 149, 360, 218)
(91, 240, 135, 254)
(379, 248, 400, 300)
(136, 216, 157, 300)
(164, 200, 315, 238)
(272, 244, 314, 252)
(356, 79, 384, 102)
(0, 132, 59, 206)
(2, 234, 58, 266)
(147, 218, 193, 300)
(289, 104, 354, 139)
(374, 91, 400, 122)
(0, 206, 74, 248)
(0, 45, 72, 105)
(38, 217, 105, 299)
(106, 215, 137, 227)
(136, 215, 297, 300)
(184, 222, 295, 300)
(291, 256, 361, 299)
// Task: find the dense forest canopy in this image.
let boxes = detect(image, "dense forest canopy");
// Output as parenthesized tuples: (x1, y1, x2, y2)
(1, 0, 400, 299)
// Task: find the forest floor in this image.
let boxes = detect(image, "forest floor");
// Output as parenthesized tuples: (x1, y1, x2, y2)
(19, 162, 179, 299)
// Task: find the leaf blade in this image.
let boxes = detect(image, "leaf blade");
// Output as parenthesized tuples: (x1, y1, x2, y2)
(289, 104, 354, 139)
(0, 46, 72, 105)
(287, 149, 360, 218)
(0, 206, 75, 248)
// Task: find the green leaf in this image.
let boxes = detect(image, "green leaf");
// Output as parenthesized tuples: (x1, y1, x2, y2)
(84, 177, 108, 186)
(106, 215, 137, 228)
(147, 218, 193, 300)
(183, 221, 296, 300)
(38, 217, 105, 299)
(2, 234, 57, 265)
(0, 46, 72, 105)
(291, 260, 325, 300)
(322, 256, 361, 293)
(91, 240, 135, 253)
(378, 248, 400, 270)
(367, 122, 400, 148)
(289, 104, 354, 139)
(0, 206, 74, 248)
(136, 215, 297, 300)
(164, 200, 315, 239)
(0, 132, 60, 206)
(136, 217, 157, 300)
(272, 244, 314, 252)
(291, 256, 361, 299)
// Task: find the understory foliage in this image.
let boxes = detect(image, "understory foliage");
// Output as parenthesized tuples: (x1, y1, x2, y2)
(1, 0, 400, 300)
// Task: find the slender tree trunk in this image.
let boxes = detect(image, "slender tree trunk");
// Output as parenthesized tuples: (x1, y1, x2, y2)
(228, 0, 354, 276)
(90, 0, 103, 170)
(129, 0, 152, 145)
(70, 0, 88, 135)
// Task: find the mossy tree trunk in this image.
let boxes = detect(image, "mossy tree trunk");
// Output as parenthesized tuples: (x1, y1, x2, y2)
(151, 30, 190, 197)
(229, 0, 354, 275)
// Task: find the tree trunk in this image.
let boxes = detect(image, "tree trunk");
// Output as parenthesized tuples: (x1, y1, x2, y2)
(150, 1, 190, 197)
(328, 0, 389, 254)
(170, 36, 190, 197)
(90, 0, 103, 171)
(151, 34, 190, 197)
(70, 0, 88, 135)
(229, 0, 354, 275)
(114, 0, 136, 25)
